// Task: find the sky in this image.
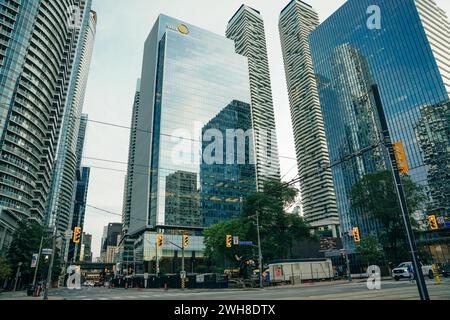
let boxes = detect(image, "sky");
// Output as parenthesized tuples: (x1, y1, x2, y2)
(81, 0, 450, 259)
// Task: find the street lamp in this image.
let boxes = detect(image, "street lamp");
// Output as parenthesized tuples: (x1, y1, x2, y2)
(246, 211, 263, 289)
(13, 262, 23, 292)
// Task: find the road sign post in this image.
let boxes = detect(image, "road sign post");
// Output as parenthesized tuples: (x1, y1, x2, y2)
(373, 84, 429, 300)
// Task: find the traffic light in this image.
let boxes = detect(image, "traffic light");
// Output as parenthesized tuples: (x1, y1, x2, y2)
(157, 234, 164, 247)
(182, 235, 189, 248)
(352, 227, 361, 243)
(428, 215, 438, 230)
(73, 227, 81, 244)
(226, 234, 232, 248)
(393, 141, 409, 173)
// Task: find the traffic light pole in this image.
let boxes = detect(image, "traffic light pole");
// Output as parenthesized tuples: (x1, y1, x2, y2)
(32, 234, 44, 287)
(372, 84, 430, 301)
(256, 210, 263, 289)
(43, 230, 57, 300)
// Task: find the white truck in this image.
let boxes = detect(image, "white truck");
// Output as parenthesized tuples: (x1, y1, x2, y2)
(269, 259, 334, 284)
(392, 262, 435, 280)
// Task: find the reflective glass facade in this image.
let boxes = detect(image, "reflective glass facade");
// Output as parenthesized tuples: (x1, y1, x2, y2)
(129, 15, 255, 236)
(310, 0, 450, 249)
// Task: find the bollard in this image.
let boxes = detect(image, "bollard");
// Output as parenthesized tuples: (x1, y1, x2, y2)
(164, 283, 168, 291)
(432, 264, 441, 285)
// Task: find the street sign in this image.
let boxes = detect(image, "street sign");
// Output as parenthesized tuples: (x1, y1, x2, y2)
(196, 274, 204, 283)
(238, 241, 253, 246)
(144, 273, 149, 280)
(233, 236, 239, 245)
(65, 230, 73, 239)
(31, 254, 38, 268)
(180, 271, 187, 279)
(42, 248, 53, 255)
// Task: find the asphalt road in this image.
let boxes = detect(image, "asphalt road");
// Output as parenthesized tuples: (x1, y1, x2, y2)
(1, 278, 449, 300)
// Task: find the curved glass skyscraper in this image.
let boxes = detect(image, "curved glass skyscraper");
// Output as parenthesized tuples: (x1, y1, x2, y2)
(47, 6, 97, 234)
(0, 0, 94, 251)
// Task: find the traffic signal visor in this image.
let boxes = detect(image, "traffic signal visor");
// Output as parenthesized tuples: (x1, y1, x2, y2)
(73, 227, 81, 244)
(157, 234, 164, 247)
(183, 235, 189, 248)
(352, 227, 361, 243)
(226, 234, 232, 248)
(428, 215, 438, 230)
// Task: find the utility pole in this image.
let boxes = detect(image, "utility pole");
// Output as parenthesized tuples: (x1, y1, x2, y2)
(167, 239, 185, 289)
(256, 208, 263, 289)
(43, 229, 57, 300)
(13, 262, 23, 292)
(32, 234, 45, 287)
(343, 248, 352, 282)
(372, 84, 429, 301)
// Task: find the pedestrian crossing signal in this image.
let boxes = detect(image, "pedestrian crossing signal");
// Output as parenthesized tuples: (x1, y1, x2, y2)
(157, 234, 164, 247)
(226, 235, 232, 248)
(73, 227, 81, 244)
(352, 227, 361, 243)
(183, 235, 189, 248)
(428, 215, 438, 230)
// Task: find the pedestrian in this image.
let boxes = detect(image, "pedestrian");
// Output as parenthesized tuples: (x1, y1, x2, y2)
(407, 264, 415, 283)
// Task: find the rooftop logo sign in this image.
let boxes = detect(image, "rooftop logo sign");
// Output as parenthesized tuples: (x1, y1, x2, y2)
(178, 24, 190, 35)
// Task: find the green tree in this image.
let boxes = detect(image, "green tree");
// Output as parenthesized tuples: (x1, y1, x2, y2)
(7, 221, 62, 286)
(204, 180, 312, 270)
(351, 171, 426, 263)
(356, 235, 384, 268)
(0, 256, 12, 280)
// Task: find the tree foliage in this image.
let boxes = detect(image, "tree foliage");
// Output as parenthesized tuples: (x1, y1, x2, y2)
(356, 235, 384, 267)
(0, 256, 12, 280)
(351, 171, 426, 262)
(7, 221, 62, 285)
(204, 180, 312, 271)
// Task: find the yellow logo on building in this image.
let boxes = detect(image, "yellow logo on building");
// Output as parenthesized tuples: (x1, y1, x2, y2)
(178, 24, 189, 35)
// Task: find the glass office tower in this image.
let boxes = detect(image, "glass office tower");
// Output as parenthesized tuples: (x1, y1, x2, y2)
(129, 15, 255, 236)
(310, 0, 450, 249)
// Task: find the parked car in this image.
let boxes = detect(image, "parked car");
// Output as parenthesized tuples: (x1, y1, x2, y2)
(392, 262, 434, 280)
(83, 281, 95, 287)
(439, 262, 450, 277)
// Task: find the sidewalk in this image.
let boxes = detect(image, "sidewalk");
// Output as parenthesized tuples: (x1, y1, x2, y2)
(0, 290, 64, 300)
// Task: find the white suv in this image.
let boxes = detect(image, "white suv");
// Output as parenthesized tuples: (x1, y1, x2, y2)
(392, 262, 434, 280)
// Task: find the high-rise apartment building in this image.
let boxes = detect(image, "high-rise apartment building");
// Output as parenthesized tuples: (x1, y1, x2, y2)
(122, 80, 141, 234)
(80, 232, 92, 262)
(279, 0, 340, 236)
(226, 5, 280, 189)
(47, 6, 96, 235)
(67, 166, 90, 262)
(309, 0, 450, 249)
(0, 0, 93, 251)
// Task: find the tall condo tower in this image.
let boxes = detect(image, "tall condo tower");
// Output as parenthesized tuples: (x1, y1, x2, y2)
(279, 0, 340, 236)
(0, 0, 93, 251)
(226, 5, 281, 189)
